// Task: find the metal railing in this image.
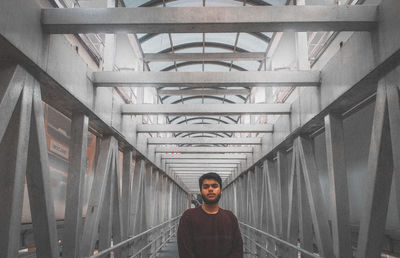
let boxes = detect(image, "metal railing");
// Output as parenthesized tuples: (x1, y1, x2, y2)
(239, 222, 322, 258)
(87, 216, 180, 258)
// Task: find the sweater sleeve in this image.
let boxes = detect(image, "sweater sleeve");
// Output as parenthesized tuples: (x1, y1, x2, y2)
(177, 212, 196, 258)
(229, 213, 244, 258)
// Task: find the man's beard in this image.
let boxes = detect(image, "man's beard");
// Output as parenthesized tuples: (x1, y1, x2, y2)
(201, 192, 221, 204)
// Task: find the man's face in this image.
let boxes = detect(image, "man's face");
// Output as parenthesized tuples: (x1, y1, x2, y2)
(200, 178, 222, 204)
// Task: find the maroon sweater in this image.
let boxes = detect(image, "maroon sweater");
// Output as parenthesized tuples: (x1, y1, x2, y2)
(177, 206, 243, 258)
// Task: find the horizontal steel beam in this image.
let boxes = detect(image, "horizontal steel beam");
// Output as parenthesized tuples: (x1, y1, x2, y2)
(167, 164, 238, 168)
(93, 71, 321, 88)
(172, 167, 235, 171)
(42, 6, 377, 34)
(175, 172, 232, 175)
(162, 154, 247, 159)
(157, 89, 250, 96)
(165, 159, 242, 164)
(137, 124, 273, 133)
(122, 104, 291, 115)
(156, 146, 253, 153)
(143, 52, 266, 62)
(148, 137, 261, 145)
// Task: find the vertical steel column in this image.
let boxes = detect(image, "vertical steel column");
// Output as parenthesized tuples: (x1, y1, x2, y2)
(129, 158, 145, 256)
(297, 137, 334, 258)
(63, 113, 89, 258)
(0, 65, 32, 258)
(80, 137, 116, 257)
(266, 160, 278, 256)
(295, 140, 313, 257)
(324, 113, 352, 258)
(111, 148, 123, 258)
(255, 164, 266, 257)
(26, 82, 60, 258)
(121, 151, 133, 258)
(385, 68, 400, 237)
(98, 148, 116, 254)
(356, 77, 396, 258)
(277, 151, 289, 241)
(286, 146, 299, 258)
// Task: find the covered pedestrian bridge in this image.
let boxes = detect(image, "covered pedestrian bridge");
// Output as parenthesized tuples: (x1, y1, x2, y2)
(1, 0, 400, 257)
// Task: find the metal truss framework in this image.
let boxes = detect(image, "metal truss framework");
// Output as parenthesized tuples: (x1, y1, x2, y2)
(221, 70, 400, 258)
(0, 0, 400, 257)
(0, 65, 189, 258)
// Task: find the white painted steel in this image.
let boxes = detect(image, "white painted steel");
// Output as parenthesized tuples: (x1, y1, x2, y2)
(93, 71, 320, 88)
(122, 104, 291, 115)
(42, 6, 377, 34)
(137, 124, 273, 133)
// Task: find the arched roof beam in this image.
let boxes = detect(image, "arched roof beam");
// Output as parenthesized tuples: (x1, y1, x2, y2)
(175, 132, 232, 138)
(158, 85, 250, 91)
(169, 116, 238, 124)
(160, 61, 247, 72)
(162, 94, 246, 102)
(158, 42, 248, 54)
(139, 32, 270, 44)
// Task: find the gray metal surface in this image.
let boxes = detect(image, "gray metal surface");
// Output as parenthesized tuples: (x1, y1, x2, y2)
(93, 71, 321, 87)
(1, 0, 400, 257)
(137, 124, 273, 133)
(122, 103, 291, 115)
(42, 5, 377, 34)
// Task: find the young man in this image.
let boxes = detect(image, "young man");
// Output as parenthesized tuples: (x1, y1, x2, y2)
(177, 172, 243, 258)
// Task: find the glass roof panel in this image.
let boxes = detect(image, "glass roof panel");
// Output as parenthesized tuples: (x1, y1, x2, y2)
(148, 61, 175, 71)
(166, 0, 204, 7)
(174, 47, 203, 53)
(232, 61, 261, 71)
(141, 33, 171, 53)
(205, 33, 237, 48)
(236, 33, 268, 52)
(204, 47, 234, 53)
(205, 0, 243, 6)
(202, 98, 224, 104)
(162, 95, 182, 104)
(262, 0, 287, 5)
(170, 33, 203, 46)
(204, 64, 230, 72)
(224, 95, 246, 103)
(176, 64, 203, 71)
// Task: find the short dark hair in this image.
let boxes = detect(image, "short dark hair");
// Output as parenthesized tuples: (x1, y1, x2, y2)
(199, 172, 222, 190)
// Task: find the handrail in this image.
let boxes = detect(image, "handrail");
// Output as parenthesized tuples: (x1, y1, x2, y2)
(130, 222, 178, 258)
(87, 216, 180, 258)
(239, 221, 322, 258)
(151, 230, 177, 257)
(241, 233, 278, 258)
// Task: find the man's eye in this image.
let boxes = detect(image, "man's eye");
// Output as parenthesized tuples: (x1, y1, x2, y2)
(211, 184, 218, 188)
(203, 185, 210, 189)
